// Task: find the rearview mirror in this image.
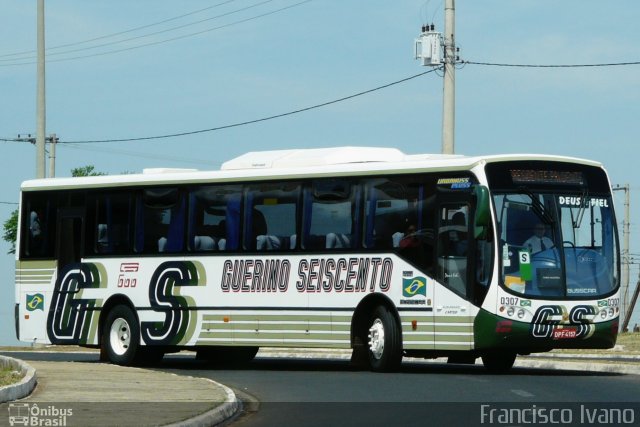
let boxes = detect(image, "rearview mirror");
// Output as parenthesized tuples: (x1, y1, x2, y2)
(474, 185, 490, 239)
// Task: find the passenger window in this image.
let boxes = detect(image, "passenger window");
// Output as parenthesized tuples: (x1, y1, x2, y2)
(364, 178, 420, 249)
(303, 179, 358, 250)
(245, 183, 300, 251)
(94, 194, 131, 254)
(189, 185, 241, 251)
(22, 194, 57, 258)
(136, 188, 185, 253)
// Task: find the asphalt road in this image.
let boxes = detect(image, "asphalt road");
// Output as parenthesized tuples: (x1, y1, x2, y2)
(5, 351, 639, 427)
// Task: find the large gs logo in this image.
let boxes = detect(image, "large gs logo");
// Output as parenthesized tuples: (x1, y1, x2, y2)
(141, 261, 205, 346)
(530, 305, 598, 339)
(47, 263, 104, 344)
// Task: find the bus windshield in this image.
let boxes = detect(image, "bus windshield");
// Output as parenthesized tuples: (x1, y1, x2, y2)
(493, 192, 618, 298)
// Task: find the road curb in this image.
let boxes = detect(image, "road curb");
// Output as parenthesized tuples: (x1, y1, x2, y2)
(165, 377, 240, 427)
(0, 355, 37, 403)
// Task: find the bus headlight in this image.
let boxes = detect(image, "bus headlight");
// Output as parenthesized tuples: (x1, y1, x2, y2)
(600, 310, 607, 319)
(507, 307, 515, 317)
(517, 309, 525, 319)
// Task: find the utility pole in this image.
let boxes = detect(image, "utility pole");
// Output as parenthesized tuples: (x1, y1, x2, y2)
(442, 0, 455, 154)
(621, 270, 639, 332)
(36, 0, 47, 179)
(613, 184, 630, 324)
(48, 133, 57, 178)
(414, 1, 456, 154)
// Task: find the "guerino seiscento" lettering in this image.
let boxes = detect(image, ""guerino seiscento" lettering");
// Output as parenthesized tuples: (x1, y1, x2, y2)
(220, 257, 393, 293)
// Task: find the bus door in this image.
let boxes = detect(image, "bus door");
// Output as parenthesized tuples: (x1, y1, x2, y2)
(434, 199, 471, 299)
(433, 191, 476, 350)
(56, 208, 84, 270)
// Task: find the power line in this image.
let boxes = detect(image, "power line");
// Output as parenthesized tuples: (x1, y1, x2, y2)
(0, 0, 278, 63)
(0, 0, 240, 59)
(463, 60, 640, 68)
(0, 0, 312, 67)
(62, 68, 441, 144)
(61, 143, 213, 166)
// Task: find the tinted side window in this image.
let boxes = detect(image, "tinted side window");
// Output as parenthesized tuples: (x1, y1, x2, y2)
(364, 177, 422, 250)
(244, 182, 300, 251)
(135, 188, 185, 253)
(189, 185, 242, 251)
(21, 192, 57, 258)
(93, 193, 132, 254)
(303, 179, 359, 250)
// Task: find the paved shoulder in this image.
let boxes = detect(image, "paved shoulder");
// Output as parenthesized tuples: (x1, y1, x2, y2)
(5, 361, 238, 427)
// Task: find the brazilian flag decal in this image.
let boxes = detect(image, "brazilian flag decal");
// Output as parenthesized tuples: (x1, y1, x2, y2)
(403, 277, 427, 298)
(26, 293, 44, 311)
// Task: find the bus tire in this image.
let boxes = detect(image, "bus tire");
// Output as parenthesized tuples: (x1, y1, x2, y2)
(367, 305, 402, 372)
(102, 305, 140, 366)
(481, 351, 516, 373)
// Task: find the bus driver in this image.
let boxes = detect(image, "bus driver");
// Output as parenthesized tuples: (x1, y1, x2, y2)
(523, 222, 554, 254)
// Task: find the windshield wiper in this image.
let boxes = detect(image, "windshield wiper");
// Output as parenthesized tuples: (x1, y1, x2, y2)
(517, 187, 555, 225)
(573, 189, 589, 228)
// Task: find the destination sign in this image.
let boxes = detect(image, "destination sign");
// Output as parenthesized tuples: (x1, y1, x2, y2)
(510, 169, 584, 186)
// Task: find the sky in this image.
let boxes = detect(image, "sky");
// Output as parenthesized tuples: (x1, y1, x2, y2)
(1, 0, 639, 345)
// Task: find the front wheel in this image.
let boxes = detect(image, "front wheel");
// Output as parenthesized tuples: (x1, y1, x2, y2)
(102, 305, 140, 366)
(367, 305, 402, 372)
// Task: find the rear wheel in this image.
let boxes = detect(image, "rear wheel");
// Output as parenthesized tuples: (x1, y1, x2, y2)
(102, 305, 140, 366)
(367, 305, 402, 372)
(481, 351, 516, 373)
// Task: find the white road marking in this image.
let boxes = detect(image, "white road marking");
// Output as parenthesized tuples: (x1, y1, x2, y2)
(511, 389, 535, 398)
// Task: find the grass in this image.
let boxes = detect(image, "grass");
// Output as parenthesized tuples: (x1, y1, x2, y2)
(0, 367, 23, 387)
(550, 332, 640, 355)
(614, 332, 640, 352)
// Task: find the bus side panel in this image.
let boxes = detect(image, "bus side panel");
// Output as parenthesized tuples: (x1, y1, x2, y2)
(15, 259, 56, 345)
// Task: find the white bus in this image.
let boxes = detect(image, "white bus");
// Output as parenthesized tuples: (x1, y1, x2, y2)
(14, 147, 620, 372)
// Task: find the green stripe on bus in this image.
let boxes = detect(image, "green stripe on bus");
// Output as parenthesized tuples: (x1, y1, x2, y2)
(16, 260, 57, 269)
(434, 343, 474, 350)
(402, 343, 433, 350)
(199, 331, 349, 341)
(402, 325, 435, 333)
(16, 271, 54, 278)
(202, 321, 351, 330)
(434, 325, 473, 333)
(401, 323, 473, 333)
(433, 334, 473, 343)
(195, 340, 350, 349)
(201, 314, 352, 322)
(401, 334, 434, 341)
(399, 316, 434, 322)
(433, 316, 474, 323)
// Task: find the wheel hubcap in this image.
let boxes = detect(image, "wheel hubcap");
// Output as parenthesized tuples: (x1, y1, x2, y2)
(110, 318, 131, 356)
(368, 318, 385, 360)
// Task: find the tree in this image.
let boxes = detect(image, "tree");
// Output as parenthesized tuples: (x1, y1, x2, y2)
(2, 209, 18, 254)
(2, 165, 106, 254)
(71, 165, 106, 177)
